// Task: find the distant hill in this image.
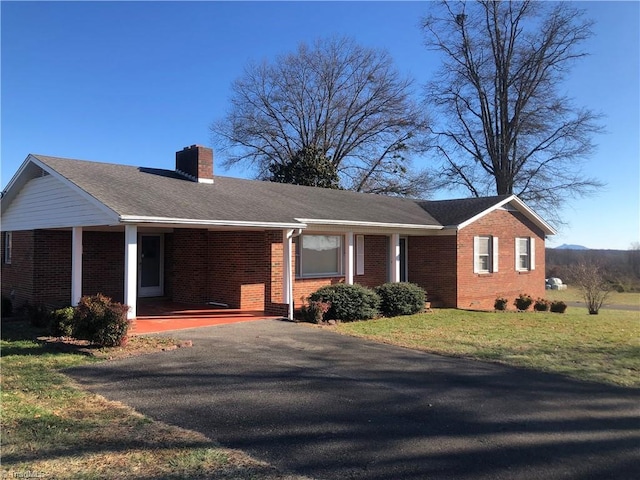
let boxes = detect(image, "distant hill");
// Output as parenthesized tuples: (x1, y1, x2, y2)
(555, 244, 588, 250)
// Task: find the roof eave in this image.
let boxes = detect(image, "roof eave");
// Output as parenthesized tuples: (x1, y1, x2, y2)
(119, 215, 307, 230)
(294, 218, 443, 231)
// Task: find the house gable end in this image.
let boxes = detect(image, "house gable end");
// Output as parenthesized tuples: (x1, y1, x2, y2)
(1, 156, 118, 230)
(456, 195, 556, 235)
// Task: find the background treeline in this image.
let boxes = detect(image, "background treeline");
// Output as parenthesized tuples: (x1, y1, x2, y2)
(546, 248, 640, 292)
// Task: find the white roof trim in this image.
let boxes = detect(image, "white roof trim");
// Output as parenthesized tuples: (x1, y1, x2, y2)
(295, 218, 444, 230)
(456, 195, 556, 235)
(119, 215, 306, 230)
(26, 155, 120, 222)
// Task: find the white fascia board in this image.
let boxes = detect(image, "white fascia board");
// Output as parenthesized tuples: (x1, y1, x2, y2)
(295, 218, 443, 231)
(119, 215, 306, 230)
(26, 155, 120, 223)
(2, 155, 33, 194)
(456, 195, 556, 235)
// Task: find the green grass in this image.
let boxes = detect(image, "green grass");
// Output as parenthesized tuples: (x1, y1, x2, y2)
(0, 321, 296, 479)
(336, 308, 640, 387)
(545, 286, 640, 307)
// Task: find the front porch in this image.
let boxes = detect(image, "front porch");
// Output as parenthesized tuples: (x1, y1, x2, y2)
(131, 298, 281, 335)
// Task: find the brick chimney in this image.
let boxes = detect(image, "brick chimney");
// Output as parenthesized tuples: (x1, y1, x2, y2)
(175, 145, 214, 184)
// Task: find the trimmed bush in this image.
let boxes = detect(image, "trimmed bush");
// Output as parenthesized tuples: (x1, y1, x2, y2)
(550, 300, 568, 313)
(533, 298, 550, 312)
(24, 303, 52, 328)
(74, 294, 130, 347)
(1, 295, 13, 318)
(514, 294, 533, 311)
(494, 297, 508, 311)
(309, 283, 379, 322)
(49, 307, 76, 337)
(376, 282, 426, 317)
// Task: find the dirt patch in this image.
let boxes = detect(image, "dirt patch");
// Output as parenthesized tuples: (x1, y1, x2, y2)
(36, 335, 193, 360)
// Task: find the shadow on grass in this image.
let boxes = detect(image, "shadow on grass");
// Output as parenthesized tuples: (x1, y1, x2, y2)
(1, 320, 96, 358)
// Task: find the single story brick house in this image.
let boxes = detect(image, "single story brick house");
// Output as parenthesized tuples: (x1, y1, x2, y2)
(1, 145, 555, 319)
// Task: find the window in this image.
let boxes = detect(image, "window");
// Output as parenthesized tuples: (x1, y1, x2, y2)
(473, 236, 499, 273)
(295, 234, 343, 277)
(515, 237, 536, 271)
(4, 232, 11, 265)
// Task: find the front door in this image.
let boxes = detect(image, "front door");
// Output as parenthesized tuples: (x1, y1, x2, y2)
(138, 234, 164, 297)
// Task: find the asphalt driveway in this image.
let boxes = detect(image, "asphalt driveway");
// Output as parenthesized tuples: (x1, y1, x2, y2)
(66, 319, 639, 480)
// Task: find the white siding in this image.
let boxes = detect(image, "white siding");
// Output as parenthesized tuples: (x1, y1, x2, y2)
(1, 175, 116, 230)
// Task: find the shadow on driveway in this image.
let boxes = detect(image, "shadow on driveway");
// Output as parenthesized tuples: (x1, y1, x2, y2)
(63, 320, 639, 480)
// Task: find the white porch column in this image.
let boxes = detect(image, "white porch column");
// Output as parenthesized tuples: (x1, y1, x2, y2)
(282, 229, 294, 320)
(71, 227, 83, 306)
(345, 232, 354, 285)
(124, 225, 138, 320)
(389, 233, 400, 282)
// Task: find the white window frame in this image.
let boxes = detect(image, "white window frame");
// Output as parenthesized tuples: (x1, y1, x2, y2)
(4, 232, 12, 265)
(515, 237, 536, 271)
(295, 234, 344, 278)
(473, 236, 499, 274)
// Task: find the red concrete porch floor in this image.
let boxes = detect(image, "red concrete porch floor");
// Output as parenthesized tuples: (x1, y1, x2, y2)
(131, 299, 282, 335)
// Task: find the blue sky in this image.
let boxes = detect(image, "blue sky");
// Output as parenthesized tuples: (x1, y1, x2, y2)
(2, 1, 638, 250)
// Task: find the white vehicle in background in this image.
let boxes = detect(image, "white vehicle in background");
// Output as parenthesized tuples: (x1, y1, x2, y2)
(546, 277, 567, 290)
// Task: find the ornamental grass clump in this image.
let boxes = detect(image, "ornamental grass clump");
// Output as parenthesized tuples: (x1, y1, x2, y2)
(300, 300, 332, 323)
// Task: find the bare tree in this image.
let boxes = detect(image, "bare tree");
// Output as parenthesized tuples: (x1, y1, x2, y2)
(569, 261, 610, 315)
(422, 0, 603, 223)
(211, 37, 432, 196)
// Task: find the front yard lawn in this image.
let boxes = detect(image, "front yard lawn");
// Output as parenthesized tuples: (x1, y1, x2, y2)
(0, 321, 295, 479)
(336, 308, 640, 387)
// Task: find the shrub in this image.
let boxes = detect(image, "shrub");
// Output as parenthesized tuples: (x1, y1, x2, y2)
(569, 261, 610, 314)
(49, 306, 76, 337)
(533, 298, 550, 312)
(513, 294, 533, 311)
(300, 300, 332, 323)
(494, 297, 508, 311)
(24, 302, 52, 328)
(375, 282, 426, 317)
(309, 283, 380, 322)
(1, 295, 13, 318)
(74, 294, 130, 347)
(550, 300, 568, 313)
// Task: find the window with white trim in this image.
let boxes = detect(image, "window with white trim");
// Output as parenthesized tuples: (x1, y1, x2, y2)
(4, 232, 12, 265)
(515, 237, 536, 271)
(473, 236, 499, 273)
(295, 234, 343, 277)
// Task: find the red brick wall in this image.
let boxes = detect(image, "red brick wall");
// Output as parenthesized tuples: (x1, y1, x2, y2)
(33, 230, 72, 307)
(171, 229, 211, 304)
(82, 232, 124, 302)
(457, 209, 546, 310)
(1, 230, 35, 309)
(356, 235, 388, 288)
(408, 235, 458, 307)
(208, 231, 266, 310)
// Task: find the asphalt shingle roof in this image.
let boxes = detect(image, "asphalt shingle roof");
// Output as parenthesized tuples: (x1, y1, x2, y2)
(31, 155, 511, 229)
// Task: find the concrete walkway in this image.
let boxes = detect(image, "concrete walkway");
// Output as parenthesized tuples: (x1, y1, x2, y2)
(66, 320, 639, 480)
